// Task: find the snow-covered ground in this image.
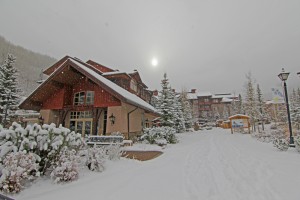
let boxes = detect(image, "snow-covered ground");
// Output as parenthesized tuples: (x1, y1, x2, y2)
(16, 128, 300, 200)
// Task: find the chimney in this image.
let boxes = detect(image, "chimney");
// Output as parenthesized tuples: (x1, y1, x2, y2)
(172, 89, 175, 93)
(191, 89, 196, 93)
(153, 90, 158, 96)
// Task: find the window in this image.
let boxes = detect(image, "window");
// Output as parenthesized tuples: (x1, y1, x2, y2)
(73, 91, 94, 105)
(74, 92, 85, 105)
(130, 79, 137, 92)
(70, 111, 93, 137)
(86, 91, 94, 105)
(204, 98, 210, 102)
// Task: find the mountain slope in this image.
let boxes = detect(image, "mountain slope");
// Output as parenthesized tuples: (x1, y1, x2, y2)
(0, 36, 57, 96)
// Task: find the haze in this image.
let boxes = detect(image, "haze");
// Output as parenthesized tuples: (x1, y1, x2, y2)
(1, 0, 300, 97)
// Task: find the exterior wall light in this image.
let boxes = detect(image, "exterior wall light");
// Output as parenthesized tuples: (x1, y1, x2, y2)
(109, 113, 116, 125)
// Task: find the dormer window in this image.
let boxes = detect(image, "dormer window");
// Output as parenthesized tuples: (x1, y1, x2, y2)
(74, 91, 94, 105)
(130, 79, 137, 92)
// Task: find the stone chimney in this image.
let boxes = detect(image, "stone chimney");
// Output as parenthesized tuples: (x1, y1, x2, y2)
(153, 90, 158, 96)
(172, 89, 176, 93)
(191, 89, 196, 93)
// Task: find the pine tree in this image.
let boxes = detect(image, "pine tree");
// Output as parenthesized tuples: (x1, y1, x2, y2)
(156, 73, 175, 127)
(171, 89, 186, 133)
(237, 94, 244, 114)
(180, 90, 193, 129)
(244, 73, 258, 132)
(0, 54, 20, 126)
(290, 88, 300, 130)
(256, 84, 265, 131)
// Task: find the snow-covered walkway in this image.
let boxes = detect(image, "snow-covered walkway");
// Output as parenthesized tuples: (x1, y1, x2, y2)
(17, 128, 300, 200)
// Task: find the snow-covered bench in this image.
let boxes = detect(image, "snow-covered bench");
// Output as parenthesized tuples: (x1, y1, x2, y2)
(87, 135, 124, 146)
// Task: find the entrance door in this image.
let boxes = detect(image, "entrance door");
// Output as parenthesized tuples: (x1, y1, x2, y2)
(70, 111, 93, 137)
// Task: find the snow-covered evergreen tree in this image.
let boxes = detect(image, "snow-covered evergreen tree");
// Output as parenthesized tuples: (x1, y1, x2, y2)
(237, 94, 244, 114)
(244, 73, 258, 131)
(0, 54, 20, 126)
(171, 90, 186, 132)
(156, 73, 175, 127)
(290, 88, 300, 130)
(256, 84, 265, 131)
(180, 90, 193, 129)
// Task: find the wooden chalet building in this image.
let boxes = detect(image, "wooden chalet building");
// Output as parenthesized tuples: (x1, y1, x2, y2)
(20, 56, 158, 139)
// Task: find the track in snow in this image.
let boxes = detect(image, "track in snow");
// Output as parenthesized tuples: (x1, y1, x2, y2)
(182, 130, 279, 200)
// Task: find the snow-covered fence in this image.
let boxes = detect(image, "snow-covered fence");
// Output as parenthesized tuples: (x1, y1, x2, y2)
(87, 135, 124, 146)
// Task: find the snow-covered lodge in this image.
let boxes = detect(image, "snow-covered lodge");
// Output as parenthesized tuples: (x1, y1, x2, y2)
(19, 56, 158, 139)
(187, 89, 239, 121)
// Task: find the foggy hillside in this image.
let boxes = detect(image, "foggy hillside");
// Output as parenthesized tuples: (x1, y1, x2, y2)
(0, 35, 57, 96)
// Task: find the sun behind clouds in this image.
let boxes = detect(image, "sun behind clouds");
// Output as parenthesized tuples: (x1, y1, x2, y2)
(151, 58, 158, 67)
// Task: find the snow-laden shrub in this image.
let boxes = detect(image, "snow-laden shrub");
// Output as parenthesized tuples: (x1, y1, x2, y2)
(155, 138, 167, 147)
(271, 129, 286, 141)
(86, 146, 105, 172)
(0, 152, 40, 193)
(50, 149, 79, 183)
(253, 131, 272, 143)
(270, 124, 278, 130)
(0, 122, 84, 175)
(141, 126, 178, 144)
(273, 138, 289, 151)
(106, 145, 123, 160)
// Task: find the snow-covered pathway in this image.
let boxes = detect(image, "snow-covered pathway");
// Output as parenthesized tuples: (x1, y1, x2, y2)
(17, 128, 300, 200)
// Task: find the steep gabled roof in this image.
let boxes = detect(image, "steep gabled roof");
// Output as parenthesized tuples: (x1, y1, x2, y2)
(43, 55, 71, 75)
(20, 57, 157, 114)
(86, 60, 114, 73)
(129, 71, 147, 88)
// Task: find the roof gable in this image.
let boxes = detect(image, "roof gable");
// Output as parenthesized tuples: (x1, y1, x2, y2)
(86, 60, 114, 73)
(21, 57, 157, 114)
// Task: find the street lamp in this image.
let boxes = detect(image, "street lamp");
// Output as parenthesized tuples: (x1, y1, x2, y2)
(278, 68, 294, 146)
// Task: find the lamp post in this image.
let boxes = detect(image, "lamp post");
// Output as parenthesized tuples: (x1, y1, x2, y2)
(278, 68, 294, 146)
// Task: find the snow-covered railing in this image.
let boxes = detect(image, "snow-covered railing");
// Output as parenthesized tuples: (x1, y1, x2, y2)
(87, 135, 124, 146)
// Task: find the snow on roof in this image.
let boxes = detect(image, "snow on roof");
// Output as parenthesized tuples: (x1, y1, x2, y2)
(69, 59, 157, 113)
(187, 93, 197, 100)
(102, 71, 126, 76)
(212, 93, 237, 99)
(265, 100, 285, 105)
(197, 92, 212, 97)
(221, 97, 233, 103)
(228, 114, 250, 119)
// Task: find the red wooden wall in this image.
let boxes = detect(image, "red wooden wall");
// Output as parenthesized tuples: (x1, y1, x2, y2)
(41, 79, 121, 110)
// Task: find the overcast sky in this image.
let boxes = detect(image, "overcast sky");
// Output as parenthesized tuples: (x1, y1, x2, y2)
(1, 0, 300, 98)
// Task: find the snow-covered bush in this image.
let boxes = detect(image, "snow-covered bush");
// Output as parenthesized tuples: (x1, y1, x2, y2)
(0, 152, 40, 193)
(273, 138, 289, 151)
(270, 124, 278, 130)
(50, 149, 79, 183)
(0, 122, 84, 174)
(106, 145, 122, 161)
(253, 131, 272, 143)
(271, 129, 286, 140)
(86, 146, 105, 172)
(141, 126, 177, 144)
(155, 138, 167, 147)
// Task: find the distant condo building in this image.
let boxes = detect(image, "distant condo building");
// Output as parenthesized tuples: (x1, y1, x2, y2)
(187, 89, 239, 121)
